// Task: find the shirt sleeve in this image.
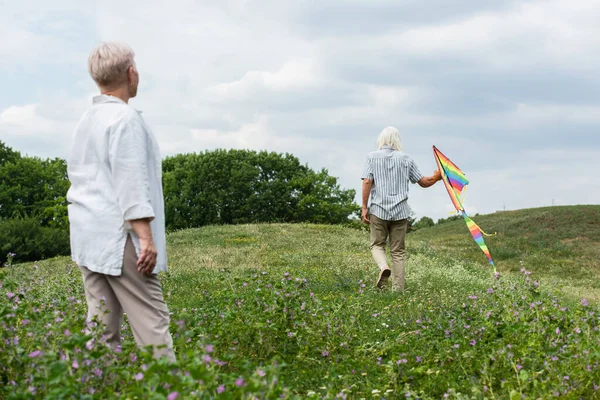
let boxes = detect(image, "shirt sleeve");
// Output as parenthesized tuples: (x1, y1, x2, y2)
(108, 113, 155, 222)
(409, 158, 424, 184)
(361, 156, 374, 181)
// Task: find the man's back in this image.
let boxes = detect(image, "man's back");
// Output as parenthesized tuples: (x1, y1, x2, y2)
(362, 145, 423, 221)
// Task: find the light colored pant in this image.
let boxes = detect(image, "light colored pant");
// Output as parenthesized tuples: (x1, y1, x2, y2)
(79, 235, 175, 362)
(370, 215, 408, 291)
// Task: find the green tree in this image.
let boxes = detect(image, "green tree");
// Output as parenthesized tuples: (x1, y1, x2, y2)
(163, 149, 358, 229)
(413, 216, 435, 230)
(0, 156, 69, 226)
(0, 142, 70, 264)
(0, 140, 20, 165)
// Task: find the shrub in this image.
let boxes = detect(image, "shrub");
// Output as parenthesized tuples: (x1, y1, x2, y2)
(0, 217, 70, 265)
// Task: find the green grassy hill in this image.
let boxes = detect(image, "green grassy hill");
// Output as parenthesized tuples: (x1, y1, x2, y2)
(410, 205, 600, 300)
(2, 216, 600, 398)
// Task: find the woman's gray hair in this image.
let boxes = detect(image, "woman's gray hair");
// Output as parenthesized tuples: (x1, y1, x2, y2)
(88, 42, 136, 87)
(376, 126, 403, 151)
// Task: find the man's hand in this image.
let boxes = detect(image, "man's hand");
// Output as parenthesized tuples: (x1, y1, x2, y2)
(433, 169, 442, 181)
(130, 219, 157, 275)
(136, 235, 157, 275)
(361, 208, 370, 224)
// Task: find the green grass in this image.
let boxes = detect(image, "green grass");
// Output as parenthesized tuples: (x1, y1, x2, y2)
(410, 205, 600, 301)
(2, 216, 600, 398)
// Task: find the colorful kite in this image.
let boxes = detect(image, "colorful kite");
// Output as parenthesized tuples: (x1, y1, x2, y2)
(433, 146, 496, 271)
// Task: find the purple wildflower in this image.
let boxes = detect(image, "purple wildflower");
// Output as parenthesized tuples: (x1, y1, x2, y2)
(7, 292, 15, 299)
(516, 365, 523, 371)
(322, 350, 330, 357)
(582, 298, 589, 307)
(203, 355, 212, 363)
(72, 360, 79, 369)
(167, 392, 179, 400)
(257, 369, 266, 377)
(134, 373, 144, 381)
(28, 350, 42, 358)
(235, 378, 246, 387)
(217, 385, 225, 394)
(470, 340, 477, 346)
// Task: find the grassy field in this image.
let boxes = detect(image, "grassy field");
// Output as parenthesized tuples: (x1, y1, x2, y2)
(1, 206, 600, 398)
(410, 205, 600, 301)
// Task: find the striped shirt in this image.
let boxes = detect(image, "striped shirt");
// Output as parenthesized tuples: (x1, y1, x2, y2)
(361, 146, 423, 221)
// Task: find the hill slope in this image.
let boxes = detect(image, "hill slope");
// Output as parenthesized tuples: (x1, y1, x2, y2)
(409, 205, 600, 299)
(3, 222, 600, 398)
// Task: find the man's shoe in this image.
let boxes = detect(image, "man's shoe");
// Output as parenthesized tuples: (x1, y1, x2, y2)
(376, 268, 391, 288)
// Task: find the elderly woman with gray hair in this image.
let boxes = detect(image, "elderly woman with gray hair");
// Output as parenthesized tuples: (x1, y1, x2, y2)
(361, 127, 442, 292)
(66, 42, 175, 361)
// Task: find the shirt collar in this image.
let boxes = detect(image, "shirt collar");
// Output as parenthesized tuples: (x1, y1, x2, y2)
(381, 145, 396, 150)
(92, 94, 143, 113)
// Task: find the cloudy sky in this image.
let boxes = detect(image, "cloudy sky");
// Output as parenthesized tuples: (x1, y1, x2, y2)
(1, 0, 598, 221)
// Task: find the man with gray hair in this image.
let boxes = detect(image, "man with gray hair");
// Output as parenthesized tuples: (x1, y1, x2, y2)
(66, 42, 175, 361)
(361, 127, 441, 291)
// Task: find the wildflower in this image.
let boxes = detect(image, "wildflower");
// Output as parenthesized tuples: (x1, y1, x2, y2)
(556, 328, 560, 335)
(322, 350, 330, 357)
(64, 329, 72, 336)
(205, 344, 214, 353)
(94, 368, 103, 377)
(203, 355, 212, 363)
(72, 360, 79, 369)
(217, 385, 225, 394)
(134, 373, 144, 381)
(582, 298, 589, 307)
(257, 369, 266, 377)
(470, 340, 477, 346)
(397, 358, 407, 364)
(575, 327, 582, 334)
(454, 344, 460, 349)
(287, 332, 293, 337)
(28, 350, 42, 358)
(516, 365, 523, 371)
(7, 292, 15, 299)
(130, 353, 138, 362)
(167, 392, 179, 400)
(215, 360, 227, 366)
(235, 378, 246, 387)
(468, 295, 478, 300)
(494, 271, 500, 279)
(551, 356, 558, 361)
(416, 356, 422, 363)
(487, 288, 494, 294)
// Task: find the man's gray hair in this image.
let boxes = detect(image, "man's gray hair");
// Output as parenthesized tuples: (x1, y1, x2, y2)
(376, 126, 403, 151)
(88, 42, 136, 87)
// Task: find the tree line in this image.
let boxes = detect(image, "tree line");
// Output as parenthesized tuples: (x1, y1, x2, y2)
(0, 141, 358, 264)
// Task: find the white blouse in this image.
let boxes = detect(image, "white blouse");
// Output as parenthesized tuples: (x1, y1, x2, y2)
(66, 95, 167, 275)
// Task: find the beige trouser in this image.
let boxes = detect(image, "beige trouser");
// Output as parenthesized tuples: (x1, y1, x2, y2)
(370, 215, 408, 291)
(79, 235, 175, 362)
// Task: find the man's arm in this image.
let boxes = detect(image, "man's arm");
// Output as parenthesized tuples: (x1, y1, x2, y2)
(418, 170, 442, 188)
(361, 179, 373, 224)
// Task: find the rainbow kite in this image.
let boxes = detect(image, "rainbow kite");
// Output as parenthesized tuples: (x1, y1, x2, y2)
(433, 146, 496, 271)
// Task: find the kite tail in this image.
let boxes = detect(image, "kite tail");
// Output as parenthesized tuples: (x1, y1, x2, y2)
(461, 212, 496, 272)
